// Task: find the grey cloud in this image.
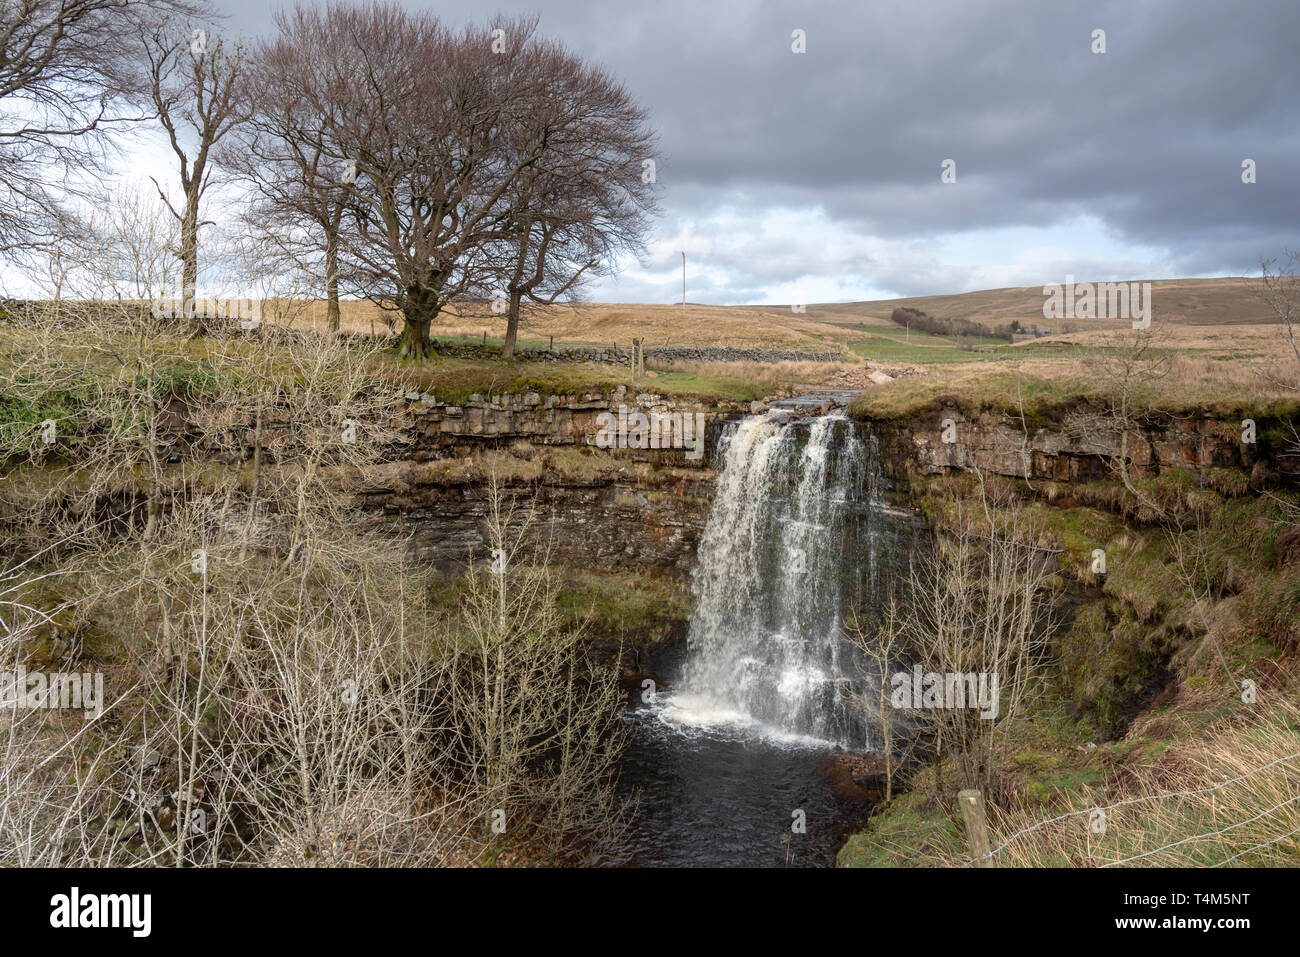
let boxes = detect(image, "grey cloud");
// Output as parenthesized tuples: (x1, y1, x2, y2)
(209, 0, 1299, 302)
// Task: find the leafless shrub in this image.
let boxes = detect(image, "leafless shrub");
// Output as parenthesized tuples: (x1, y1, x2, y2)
(845, 588, 914, 801)
(862, 495, 1060, 804)
(430, 482, 628, 865)
(1255, 251, 1300, 391)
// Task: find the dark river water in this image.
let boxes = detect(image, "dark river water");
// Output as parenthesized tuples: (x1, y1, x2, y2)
(615, 699, 871, 867)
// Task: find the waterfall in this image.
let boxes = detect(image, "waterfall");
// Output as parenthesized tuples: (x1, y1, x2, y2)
(664, 410, 884, 749)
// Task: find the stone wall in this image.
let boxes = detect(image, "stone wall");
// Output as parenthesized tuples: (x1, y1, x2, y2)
(645, 346, 844, 365)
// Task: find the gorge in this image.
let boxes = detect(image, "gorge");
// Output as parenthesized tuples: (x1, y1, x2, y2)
(346, 386, 1291, 866)
(7, 378, 1289, 867)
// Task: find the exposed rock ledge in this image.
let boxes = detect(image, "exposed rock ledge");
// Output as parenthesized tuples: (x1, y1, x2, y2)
(865, 408, 1293, 486)
(345, 462, 715, 575)
(396, 386, 738, 462)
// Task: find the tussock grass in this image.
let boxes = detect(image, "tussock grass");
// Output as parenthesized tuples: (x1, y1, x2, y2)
(645, 357, 855, 390)
(847, 357, 1300, 422)
(986, 698, 1300, 867)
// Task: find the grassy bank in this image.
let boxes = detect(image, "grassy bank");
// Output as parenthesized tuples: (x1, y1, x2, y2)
(839, 470, 1300, 868)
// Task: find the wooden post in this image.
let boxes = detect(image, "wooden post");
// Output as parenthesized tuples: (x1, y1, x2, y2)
(958, 789, 993, 867)
(549, 335, 553, 351)
(482, 330, 486, 346)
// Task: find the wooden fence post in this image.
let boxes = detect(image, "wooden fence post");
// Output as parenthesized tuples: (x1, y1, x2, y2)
(958, 789, 993, 867)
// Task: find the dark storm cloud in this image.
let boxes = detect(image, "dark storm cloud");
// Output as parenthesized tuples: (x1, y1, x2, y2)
(209, 0, 1300, 301)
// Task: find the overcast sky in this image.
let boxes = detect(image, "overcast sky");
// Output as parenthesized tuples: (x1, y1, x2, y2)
(146, 0, 1300, 304)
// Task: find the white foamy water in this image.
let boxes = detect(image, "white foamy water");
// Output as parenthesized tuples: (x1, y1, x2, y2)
(665, 411, 884, 750)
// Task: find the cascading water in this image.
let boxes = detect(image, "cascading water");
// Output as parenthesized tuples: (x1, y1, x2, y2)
(662, 410, 884, 749)
(618, 405, 913, 865)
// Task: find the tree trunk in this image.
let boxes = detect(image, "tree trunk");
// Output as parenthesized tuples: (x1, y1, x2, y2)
(502, 290, 523, 358)
(325, 234, 341, 336)
(399, 285, 436, 358)
(181, 190, 200, 327)
(399, 314, 431, 357)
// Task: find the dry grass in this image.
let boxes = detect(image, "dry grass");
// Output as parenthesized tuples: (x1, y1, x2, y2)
(271, 299, 862, 350)
(811, 277, 1272, 332)
(11, 276, 1297, 425)
(849, 348, 1300, 422)
(986, 698, 1300, 867)
(644, 357, 856, 388)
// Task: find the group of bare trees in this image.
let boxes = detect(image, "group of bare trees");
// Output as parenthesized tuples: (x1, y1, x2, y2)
(0, 1, 187, 255)
(2, 0, 659, 358)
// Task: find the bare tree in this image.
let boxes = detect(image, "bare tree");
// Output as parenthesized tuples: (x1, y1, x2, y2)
(1257, 251, 1300, 389)
(434, 482, 628, 864)
(897, 498, 1059, 799)
(139, 16, 247, 324)
(268, 5, 561, 357)
(487, 38, 658, 358)
(0, 0, 198, 258)
(219, 15, 354, 335)
(845, 589, 914, 801)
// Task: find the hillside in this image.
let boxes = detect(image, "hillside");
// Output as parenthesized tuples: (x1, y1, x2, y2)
(809, 277, 1271, 330)
(299, 277, 1272, 349)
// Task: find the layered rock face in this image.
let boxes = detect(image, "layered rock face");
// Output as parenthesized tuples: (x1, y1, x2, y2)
(349, 389, 731, 574)
(382, 393, 1271, 576)
(351, 469, 714, 574)
(867, 408, 1290, 485)
(403, 386, 713, 454)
